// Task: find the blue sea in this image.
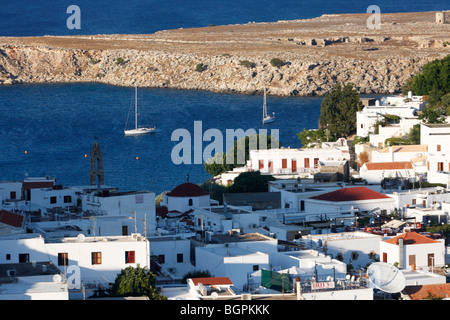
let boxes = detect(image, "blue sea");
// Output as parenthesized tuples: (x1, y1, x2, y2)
(0, 1, 448, 194)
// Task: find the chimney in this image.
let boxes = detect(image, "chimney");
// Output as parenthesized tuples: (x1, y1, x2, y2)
(398, 237, 404, 269)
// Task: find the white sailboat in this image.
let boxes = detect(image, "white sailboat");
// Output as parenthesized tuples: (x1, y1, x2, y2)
(262, 86, 275, 124)
(124, 85, 155, 136)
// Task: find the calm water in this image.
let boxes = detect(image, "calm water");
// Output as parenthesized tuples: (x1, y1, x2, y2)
(0, 83, 323, 194)
(0, 1, 447, 194)
(0, 0, 448, 36)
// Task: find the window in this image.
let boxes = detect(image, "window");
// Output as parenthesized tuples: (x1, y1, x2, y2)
(6, 254, 11, 261)
(58, 253, 69, 266)
(253, 265, 259, 271)
(91, 252, 102, 265)
(282, 159, 287, 169)
(158, 255, 165, 264)
(437, 145, 441, 152)
(50, 196, 57, 204)
(351, 252, 359, 260)
(10, 191, 16, 200)
(412, 199, 416, 205)
(438, 162, 444, 172)
(188, 199, 193, 206)
(177, 253, 183, 263)
(382, 252, 387, 263)
(63, 195, 72, 203)
(125, 251, 135, 264)
(19, 253, 29, 263)
(122, 225, 128, 236)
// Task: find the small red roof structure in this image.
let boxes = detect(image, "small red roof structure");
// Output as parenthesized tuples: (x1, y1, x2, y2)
(0, 210, 24, 228)
(191, 277, 233, 286)
(403, 283, 450, 300)
(364, 161, 413, 171)
(384, 231, 440, 245)
(166, 182, 209, 198)
(309, 187, 391, 202)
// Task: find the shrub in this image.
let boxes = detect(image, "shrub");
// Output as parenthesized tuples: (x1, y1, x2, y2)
(195, 63, 207, 72)
(270, 58, 284, 68)
(239, 60, 255, 68)
(116, 57, 125, 65)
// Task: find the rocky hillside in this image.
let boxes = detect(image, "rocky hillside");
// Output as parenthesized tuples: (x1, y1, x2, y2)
(0, 11, 448, 96)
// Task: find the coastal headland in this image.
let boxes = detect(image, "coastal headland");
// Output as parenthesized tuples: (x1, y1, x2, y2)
(0, 11, 448, 96)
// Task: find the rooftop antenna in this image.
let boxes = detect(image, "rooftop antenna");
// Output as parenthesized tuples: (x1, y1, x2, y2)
(367, 262, 406, 294)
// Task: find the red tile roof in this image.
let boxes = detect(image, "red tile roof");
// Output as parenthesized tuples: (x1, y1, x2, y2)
(166, 182, 209, 198)
(365, 161, 413, 171)
(22, 181, 54, 190)
(0, 210, 24, 228)
(309, 187, 391, 202)
(404, 283, 450, 300)
(384, 231, 440, 245)
(191, 277, 233, 286)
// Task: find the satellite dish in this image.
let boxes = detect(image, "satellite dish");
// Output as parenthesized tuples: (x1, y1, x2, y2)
(77, 234, 86, 242)
(367, 262, 406, 293)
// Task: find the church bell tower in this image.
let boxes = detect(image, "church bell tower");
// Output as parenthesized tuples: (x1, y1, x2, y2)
(89, 138, 104, 189)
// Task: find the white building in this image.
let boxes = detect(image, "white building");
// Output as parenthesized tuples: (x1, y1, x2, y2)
(148, 235, 194, 280)
(305, 186, 396, 215)
(248, 139, 350, 176)
(360, 161, 415, 184)
(305, 231, 383, 268)
(371, 145, 428, 163)
(0, 232, 150, 287)
(0, 261, 68, 300)
(29, 186, 79, 211)
(194, 233, 277, 290)
(420, 123, 450, 185)
(82, 190, 156, 234)
(161, 182, 211, 214)
(380, 231, 445, 270)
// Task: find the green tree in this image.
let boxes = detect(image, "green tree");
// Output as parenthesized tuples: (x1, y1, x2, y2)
(296, 128, 326, 148)
(111, 266, 166, 300)
(203, 133, 280, 176)
(319, 83, 363, 140)
(227, 171, 275, 193)
(182, 270, 212, 284)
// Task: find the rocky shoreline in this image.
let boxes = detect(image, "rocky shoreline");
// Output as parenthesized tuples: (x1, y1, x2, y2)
(0, 11, 449, 96)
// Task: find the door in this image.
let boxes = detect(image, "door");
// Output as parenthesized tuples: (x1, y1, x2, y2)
(292, 160, 297, 173)
(382, 252, 387, 263)
(122, 225, 128, 236)
(268, 161, 273, 173)
(304, 158, 310, 169)
(314, 158, 319, 169)
(408, 255, 416, 267)
(428, 253, 435, 267)
(259, 160, 264, 169)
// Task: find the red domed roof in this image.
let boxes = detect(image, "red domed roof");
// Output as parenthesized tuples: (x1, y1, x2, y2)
(166, 182, 210, 198)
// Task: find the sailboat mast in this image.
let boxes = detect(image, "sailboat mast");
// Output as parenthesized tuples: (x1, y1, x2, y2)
(263, 86, 267, 118)
(135, 85, 138, 129)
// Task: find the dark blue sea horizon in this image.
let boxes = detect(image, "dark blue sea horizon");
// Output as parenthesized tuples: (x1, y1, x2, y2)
(0, 0, 448, 37)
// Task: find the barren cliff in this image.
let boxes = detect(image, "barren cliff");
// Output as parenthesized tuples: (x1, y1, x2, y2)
(0, 11, 449, 96)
